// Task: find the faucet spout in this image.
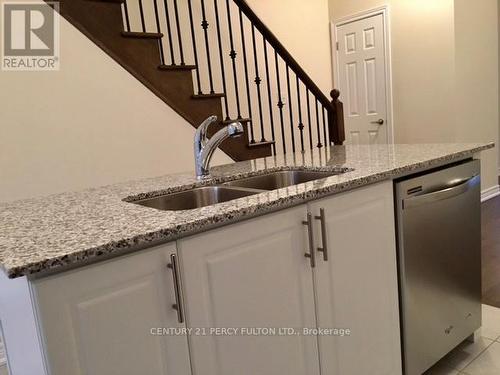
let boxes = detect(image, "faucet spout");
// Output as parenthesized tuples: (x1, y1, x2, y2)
(194, 116, 244, 179)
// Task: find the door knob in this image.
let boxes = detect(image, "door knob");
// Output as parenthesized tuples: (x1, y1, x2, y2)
(371, 119, 384, 125)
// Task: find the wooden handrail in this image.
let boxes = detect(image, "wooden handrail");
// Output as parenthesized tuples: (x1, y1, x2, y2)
(232, 0, 331, 109)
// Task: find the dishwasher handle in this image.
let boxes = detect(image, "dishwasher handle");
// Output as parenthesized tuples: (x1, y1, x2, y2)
(403, 175, 480, 209)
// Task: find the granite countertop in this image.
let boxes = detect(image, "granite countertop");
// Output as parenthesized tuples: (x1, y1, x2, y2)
(0, 143, 494, 279)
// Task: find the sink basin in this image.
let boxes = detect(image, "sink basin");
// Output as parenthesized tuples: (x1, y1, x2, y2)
(132, 186, 262, 211)
(223, 169, 351, 190)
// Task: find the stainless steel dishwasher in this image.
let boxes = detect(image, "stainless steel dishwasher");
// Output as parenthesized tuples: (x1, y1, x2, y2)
(395, 159, 481, 375)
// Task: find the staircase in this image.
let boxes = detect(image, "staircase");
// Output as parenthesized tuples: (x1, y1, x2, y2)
(50, 0, 345, 161)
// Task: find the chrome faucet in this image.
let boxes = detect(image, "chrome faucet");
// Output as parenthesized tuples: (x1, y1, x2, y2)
(194, 116, 244, 179)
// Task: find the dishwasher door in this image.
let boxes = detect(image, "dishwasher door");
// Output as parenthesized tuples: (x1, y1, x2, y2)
(396, 160, 481, 375)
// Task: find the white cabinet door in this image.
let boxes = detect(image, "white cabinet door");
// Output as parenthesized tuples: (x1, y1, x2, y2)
(309, 181, 402, 375)
(178, 207, 320, 375)
(32, 243, 191, 375)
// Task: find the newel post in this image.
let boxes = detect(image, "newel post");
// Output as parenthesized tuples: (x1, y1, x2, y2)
(328, 89, 345, 145)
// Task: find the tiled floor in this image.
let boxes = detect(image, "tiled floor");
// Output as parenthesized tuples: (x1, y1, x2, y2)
(425, 304, 500, 374)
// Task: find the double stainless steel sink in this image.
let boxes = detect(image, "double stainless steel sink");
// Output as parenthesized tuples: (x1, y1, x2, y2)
(130, 168, 352, 211)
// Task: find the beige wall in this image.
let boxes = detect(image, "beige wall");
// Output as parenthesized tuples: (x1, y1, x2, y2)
(329, 0, 499, 190)
(454, 0, 499, 190)
(247, 0, 332, 95)
(0, 6, 231, 203)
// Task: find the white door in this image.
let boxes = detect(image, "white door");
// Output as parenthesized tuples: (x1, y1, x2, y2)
(33, 243, 191, 375)
(178, 207, 320, 375)
(335, 13, 389, 145)
(309, 181, 402, 375)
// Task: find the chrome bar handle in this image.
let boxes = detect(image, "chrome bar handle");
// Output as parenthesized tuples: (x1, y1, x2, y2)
(302, 213, 316, 268)
(315, 208, 329, 261)
(403, 175, 479, 209)
(167, 254, 185, 324)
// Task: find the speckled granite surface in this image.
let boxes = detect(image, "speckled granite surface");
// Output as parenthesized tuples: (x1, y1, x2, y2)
(0, 143, 493, 279)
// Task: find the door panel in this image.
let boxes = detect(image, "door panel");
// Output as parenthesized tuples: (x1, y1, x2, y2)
(33, 243, 191, 375)
(346, 62, 360, 116)
(310, 181, 402, 375)
(336, 13, 388, 145)
(178, 207, 320, 375)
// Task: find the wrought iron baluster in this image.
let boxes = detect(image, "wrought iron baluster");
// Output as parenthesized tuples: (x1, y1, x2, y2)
(228, 0, 344, 148)
(286, 65, 296, 153)
(263, 39, 276, 154)
(322, 106, 328, 147)
(214, 0, 230, 119)
(251, 25, 265, 142)
(315, 99, 323, 148)
(122, 1, 131, 32)
(239, 10, 254, 142)
(226, 0, 242, 118)
(201, 0, 215, 93)
(306, 89, 313, 150)
(163, 0, 176, 65)
(296, 76, 305, 153)
(275, 51, 286, 154)
(172, 0, 185, 65)
(187, 0, 202, 94)
(138, 0, 146, 32)
(153, 0, 165, 65)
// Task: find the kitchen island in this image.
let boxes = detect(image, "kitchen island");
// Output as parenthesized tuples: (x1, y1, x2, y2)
(0, 143, 494, 375)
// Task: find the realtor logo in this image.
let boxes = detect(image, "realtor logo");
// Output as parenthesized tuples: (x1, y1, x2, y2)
(2, 1, 60, 71)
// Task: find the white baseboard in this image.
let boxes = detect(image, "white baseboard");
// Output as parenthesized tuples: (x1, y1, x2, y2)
(482, 185, 500, 202)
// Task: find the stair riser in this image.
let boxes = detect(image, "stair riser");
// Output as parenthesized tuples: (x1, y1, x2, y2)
(59, 0, 124, 36)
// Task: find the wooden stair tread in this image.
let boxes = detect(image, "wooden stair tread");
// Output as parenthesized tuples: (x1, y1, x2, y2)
(121, 31, 163, 39)
(222, 118, 251, 125)
(192, 93, 225, 99)
(86, 0, 125, 3)
(158, 64, 197, 71)
(248, 140, 275, 147)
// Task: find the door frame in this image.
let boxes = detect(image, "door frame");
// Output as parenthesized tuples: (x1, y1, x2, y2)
(331, 5, 394, 144)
